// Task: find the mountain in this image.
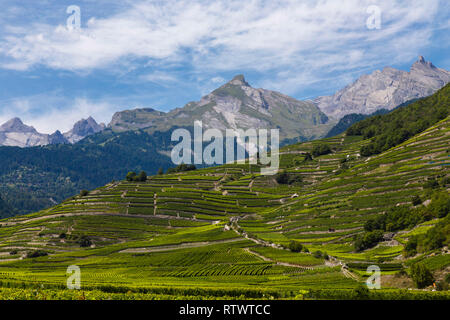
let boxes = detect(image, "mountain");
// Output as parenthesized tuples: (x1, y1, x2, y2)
(316, 56, 450, 119)
(0, 116, 105, 147)
(63, 116, 106, 143)
(109, 75, 333, 142)
(0, 118, 51, 147)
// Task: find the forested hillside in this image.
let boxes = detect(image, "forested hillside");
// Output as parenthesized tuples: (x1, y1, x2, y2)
(346, 84, 449, 156)
(0, 129, 174, 215)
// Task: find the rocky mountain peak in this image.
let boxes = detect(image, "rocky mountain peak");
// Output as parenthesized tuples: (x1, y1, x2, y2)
(229, 74, 250, 87)
(64, 117, 105, 143)
(412, 55, 435, 70)
(315, 56, 450, 119)
(0, 117, 37, 133)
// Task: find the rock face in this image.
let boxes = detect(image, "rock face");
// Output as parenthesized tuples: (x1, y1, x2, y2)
(0, 118, 50, 147)
(315, 56, 450, 119)
(0, 116, 104, 147)
(109, 75, 332, 141)
(63, 117, 105, 143)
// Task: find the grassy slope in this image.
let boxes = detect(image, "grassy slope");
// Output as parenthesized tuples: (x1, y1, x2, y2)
(0, 116, 448, 299)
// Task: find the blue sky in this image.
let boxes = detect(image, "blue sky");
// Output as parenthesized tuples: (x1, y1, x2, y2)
(0, 0, 449, 133)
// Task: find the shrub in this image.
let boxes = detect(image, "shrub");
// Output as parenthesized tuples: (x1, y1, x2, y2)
(288, 241, 303, 253)
(9, 250, 18, 255)
(26, 250, 48, 258)
(313, 250, 323, 259)
(126, 171, 137, 181)
(136, 171, 147, 182)
(59, 232, 67, 239)
(275, 171, 303, 185)
(404, 236, 418, 257)
(410, 263, 434, 289)
(312, 144, 332, 157)
(80, 190, 89, 197)
(157, 167, 164, 175)
(166, 164, 196, 174)
(79, 236, 92, 248)
(351, 284, 370, 300)
(429, 192, 450, 218)
(412, 195, 422, 206)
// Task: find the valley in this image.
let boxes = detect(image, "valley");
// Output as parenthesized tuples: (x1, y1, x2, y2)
(0, 87, 448, 299)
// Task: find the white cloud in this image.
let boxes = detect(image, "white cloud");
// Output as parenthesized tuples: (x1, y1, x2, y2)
(0, 0, 446, 100)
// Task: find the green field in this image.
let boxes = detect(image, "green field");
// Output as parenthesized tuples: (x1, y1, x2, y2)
(0, 115, 449, 300)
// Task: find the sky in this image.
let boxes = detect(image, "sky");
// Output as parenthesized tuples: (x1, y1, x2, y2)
(0, 0, 449, 133)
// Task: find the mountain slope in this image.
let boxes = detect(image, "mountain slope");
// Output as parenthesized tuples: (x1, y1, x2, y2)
(347, 83, 450, 156)
(316, 56, 450, 119)
(110, 75, 333, 141)
(0, 116, 447, 298)
(0, 86, 448, 298)
(0, 129, 174, 215)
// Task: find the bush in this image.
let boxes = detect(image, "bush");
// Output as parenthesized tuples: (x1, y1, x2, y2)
(404, 236, 418, 257)
(80, 190, 89, 197)
(410, 263, 434, 289)
(275, 171, 303, 185)
(429, 192, 450, 218)
(288, 241, 303, 253)
(26, 250, 48, 258)
(136, 171, 147, 182)
(79, 236, 92, 248)
(313, 250, 323, 259)
(351, 284, 370, 300)
(126, 171, 137, 181)
(312, 144, 332, 157)
(59, 232, 67, 239)
(157, 167, 164, 175)
(412, 195, 422, 206)
(166, 164, 196, 174)
(9, 250, 18, 255)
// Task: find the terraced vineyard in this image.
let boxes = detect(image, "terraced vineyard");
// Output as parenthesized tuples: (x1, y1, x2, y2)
(0, 112, 449, 299)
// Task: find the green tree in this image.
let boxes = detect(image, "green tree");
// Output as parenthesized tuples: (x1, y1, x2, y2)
(288, 240, 303, 253)
(126, 171, 137, 181)
(410, 263, 434, 289)
(157, 167, 164, 175)
(312, 144, 332, 157)
(137, 171, 147, 182)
